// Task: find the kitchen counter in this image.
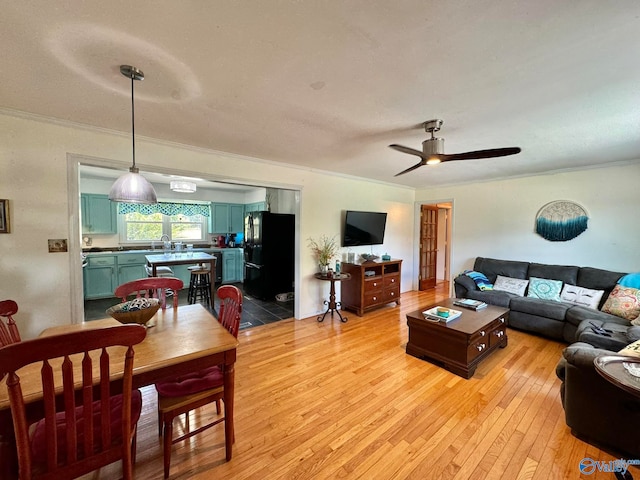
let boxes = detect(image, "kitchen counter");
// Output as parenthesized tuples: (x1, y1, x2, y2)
(83, 246, 243, 255)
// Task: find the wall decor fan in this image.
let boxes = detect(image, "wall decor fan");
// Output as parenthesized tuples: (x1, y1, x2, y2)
(389, 119, 521, 176)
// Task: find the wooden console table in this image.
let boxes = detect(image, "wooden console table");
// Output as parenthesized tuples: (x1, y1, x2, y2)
(340, 259, 401, 316)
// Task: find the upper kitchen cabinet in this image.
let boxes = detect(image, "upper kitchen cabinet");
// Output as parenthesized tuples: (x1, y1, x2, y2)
(81, 194, 117, 234)
(211, 203, 244, 233)
(245, 202, 266, 213)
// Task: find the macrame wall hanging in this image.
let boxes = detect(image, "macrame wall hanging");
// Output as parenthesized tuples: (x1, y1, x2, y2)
(535, 200, 589, 242)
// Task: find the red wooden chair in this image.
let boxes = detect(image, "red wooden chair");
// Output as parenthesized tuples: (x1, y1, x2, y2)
(155, 285, 242, 478)
(0, 299, 20, 346)
(0, 324, 147, 480)
(114, 277, 184, 310)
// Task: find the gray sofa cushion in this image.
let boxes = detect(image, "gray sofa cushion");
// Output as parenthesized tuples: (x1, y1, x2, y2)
(510, 296, 570, 321)
(473, 257, 529, 283)
(529, 263, 579, 285)
(565, 305, 630, 328)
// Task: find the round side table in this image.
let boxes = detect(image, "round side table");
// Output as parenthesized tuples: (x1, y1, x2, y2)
(314, 272, 351, 322)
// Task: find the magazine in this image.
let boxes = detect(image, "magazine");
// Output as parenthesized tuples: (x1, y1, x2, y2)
(453, 298, 488, 311)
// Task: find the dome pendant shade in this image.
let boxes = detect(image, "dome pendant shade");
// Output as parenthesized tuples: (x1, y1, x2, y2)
(109, 167, 158, 204)
(108, 65, 157, 204)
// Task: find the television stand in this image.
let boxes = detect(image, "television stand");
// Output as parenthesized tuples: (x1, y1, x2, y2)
(340, 259, 402, 316)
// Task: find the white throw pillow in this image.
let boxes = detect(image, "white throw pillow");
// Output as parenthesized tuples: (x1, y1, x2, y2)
(493, 275, 529, 296)
(560, 284, 604, 309)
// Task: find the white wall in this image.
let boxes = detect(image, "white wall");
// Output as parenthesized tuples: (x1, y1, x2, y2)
(415, 163, 640, 279)
(0, 111, 416, 338)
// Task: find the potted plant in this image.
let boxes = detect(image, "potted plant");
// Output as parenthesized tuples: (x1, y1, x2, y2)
(308, 235, 339, 274)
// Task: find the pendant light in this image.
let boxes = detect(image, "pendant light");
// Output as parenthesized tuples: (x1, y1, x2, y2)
(108, 65, 158, 204)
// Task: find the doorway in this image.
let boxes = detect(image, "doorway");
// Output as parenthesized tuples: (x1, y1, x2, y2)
(418, 202, 452, 290)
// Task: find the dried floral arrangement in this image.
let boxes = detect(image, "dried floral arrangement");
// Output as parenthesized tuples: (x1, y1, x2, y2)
(307, 234, 339, 266)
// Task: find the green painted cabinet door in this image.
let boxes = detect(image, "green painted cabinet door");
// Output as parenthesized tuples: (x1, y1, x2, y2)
(83, 255, 117, 299)
(221, 251, 236, 283)
(212, 203, 245, 234)
(171, 265, 192, 288)
(229, 205, 244, 233)
(235, 249, 245, 283)
(81, 194, 117, 234)
(116, 253, 148, 284)
(244, 202, 266, 213)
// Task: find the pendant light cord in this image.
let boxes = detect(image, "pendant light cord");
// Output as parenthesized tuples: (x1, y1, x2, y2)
(130, 74, 136, 170)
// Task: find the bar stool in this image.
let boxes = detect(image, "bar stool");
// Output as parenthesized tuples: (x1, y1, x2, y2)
(187, 266, 211, 307)
(146, 265, 176, 297)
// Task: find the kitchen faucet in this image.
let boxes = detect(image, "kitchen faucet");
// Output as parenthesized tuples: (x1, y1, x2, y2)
(160, 234, 170, 242)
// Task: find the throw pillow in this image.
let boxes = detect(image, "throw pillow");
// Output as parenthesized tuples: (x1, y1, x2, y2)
(619, 339, 640, 358)
(619, 273, 640, 289)
(463, 270, 493, 291)
(602, 285, 640, 322)
(560, 284, 604, 309)
(527, 277, 563, 301)
(493, 275, 528, 296)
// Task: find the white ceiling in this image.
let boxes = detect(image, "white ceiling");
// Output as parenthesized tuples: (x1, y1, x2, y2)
(2, 1, 640, 188)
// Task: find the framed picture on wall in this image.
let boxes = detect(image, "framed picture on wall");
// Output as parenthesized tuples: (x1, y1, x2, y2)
(0, 199, 9, 234)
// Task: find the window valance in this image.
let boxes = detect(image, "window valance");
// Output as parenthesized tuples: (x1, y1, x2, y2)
(118, 202, 210, 217)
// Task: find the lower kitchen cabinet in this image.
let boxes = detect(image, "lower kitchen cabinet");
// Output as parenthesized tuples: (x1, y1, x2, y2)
(221, 249, 244, 284)
(116, 253, 147, 285)
(83, 255, 117, 299)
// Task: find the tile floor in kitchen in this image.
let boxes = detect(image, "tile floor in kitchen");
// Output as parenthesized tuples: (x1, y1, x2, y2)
(83, 283, 294, 330)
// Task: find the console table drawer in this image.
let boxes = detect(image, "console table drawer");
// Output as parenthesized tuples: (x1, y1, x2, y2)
(383, 285, 400, 302)
(384, 274, 399, 288)
(364, 278, 383, 292)
(363, 291, 383, 307)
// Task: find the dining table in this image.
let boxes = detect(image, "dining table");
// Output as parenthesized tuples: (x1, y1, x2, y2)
(0, 303, 238, 478)
(146, 251, 217, 301)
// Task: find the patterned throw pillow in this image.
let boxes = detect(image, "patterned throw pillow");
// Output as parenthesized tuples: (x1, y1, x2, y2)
(602, 285, 640, 322)
(527, 277, 563, 301)
(560, 285, 604, 309)
(463, 270, 493, 291)
(493, 275, 529, 296)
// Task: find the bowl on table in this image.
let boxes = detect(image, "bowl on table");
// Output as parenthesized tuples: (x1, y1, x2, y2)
(106, 298, 160, 326)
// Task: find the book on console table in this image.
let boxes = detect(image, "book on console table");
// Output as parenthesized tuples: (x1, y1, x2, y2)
(453, 299, 488, 311)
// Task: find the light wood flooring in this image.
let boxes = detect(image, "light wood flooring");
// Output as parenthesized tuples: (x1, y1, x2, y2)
(98, 285, 636, 479)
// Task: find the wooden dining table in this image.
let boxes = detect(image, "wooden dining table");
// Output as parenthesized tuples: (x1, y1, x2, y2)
(146, 251, 217, 301)
(0, 303, 238, 478)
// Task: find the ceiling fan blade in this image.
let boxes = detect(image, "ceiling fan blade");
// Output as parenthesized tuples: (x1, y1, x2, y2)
(444, 147, 521, 161)
(389, 144, 426, 159)
(394, 161, 425, 177)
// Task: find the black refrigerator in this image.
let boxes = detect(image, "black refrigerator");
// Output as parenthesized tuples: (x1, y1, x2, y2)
(244, 211, 295, 300)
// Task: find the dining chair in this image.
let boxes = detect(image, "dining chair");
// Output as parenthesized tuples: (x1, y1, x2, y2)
(114, 277, 184, 310)
(0, 299, 20, 346)
(155, 284, 242, 478)
(0, 324, 147, 480)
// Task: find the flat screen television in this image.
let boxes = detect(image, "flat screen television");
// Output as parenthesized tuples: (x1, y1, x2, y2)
(342, 210, 387, 247)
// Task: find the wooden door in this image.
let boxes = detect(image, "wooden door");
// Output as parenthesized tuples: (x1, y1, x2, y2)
(419, 205, 438, 290)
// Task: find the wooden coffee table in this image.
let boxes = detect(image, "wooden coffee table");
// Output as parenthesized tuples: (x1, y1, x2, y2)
(406, 298, 509, 379)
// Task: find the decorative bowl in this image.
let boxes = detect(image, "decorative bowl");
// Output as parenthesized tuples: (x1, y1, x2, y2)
(360, 254, 379, 262)
(106, 298, 160, 326)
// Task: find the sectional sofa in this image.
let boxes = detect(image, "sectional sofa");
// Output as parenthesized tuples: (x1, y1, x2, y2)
(453, 257, 627, 343)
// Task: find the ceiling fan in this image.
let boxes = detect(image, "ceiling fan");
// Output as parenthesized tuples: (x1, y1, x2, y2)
(389, 119, 521, 176)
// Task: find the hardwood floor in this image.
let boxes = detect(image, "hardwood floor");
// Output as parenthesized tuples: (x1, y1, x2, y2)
(99, 285, 635, 479)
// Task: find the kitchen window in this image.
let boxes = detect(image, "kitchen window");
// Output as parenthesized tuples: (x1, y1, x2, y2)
(117, 202, 210, 244)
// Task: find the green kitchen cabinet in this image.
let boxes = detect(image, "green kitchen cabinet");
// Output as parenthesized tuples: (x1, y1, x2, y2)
(244, 202, 266, 214)
(221, 249, 244, 284)
(116, 253, 147, 285)
(83, 255, 117, 299)
(211, 203, 244, 234)
(81, 194, 117, 234)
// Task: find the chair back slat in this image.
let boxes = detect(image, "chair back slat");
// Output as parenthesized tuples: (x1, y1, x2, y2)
(0, 299, 20, 346)
(114, 277, 184, 309)
(217, 285, 243, 338)
(0, 325, 146, 479)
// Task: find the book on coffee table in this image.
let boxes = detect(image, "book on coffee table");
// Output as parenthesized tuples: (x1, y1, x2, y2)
(453, 298, 488, 311)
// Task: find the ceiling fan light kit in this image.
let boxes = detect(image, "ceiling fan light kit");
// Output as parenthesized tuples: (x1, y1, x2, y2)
(108, 65, 158, 204)
(389, 119, 521, 177)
